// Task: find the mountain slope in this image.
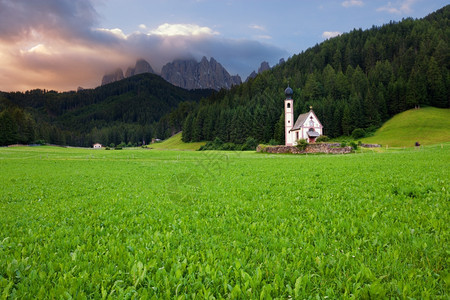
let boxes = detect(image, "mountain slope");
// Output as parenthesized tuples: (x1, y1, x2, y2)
(362, 107, 450, 147)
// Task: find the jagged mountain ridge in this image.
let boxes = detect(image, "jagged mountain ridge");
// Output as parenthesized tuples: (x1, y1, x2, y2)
(101, 68, 124, 86)
(102, 57, 242, 90)
(245, 58, 285, 82)
(125, 59, 155, 78)
(161, 56, 242, 90)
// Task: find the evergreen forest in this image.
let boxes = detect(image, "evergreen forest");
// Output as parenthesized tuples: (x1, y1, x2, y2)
(0, 74, 212, 146)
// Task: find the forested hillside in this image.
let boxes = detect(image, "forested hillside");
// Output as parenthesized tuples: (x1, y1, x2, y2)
(182, 5, 449, 144)
(0, 74, 212, 146)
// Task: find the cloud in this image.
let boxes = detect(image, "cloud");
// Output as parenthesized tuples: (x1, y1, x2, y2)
(0, 0, 98, 42)
(95, 28, 128, 40)
(322, 31, 342, 39)
(249, 24, 266, 31)
(376, 0, 417, 14)
(23, 44, 53, 55)
(255, 35, 272, 40)
(148, 23, 219, 36)
(342, 0, 364, 7)
(0, 0, 287, 91)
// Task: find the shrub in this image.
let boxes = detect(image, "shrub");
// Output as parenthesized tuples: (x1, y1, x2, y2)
(296, 139, 308, 151)
(199, 141, 213, 151)
(242, 137, 258, 151)
(212, 137, 224, 148)
(340, 141, 347, 147)
(221, 143, 238, 151)
(268, 139, 279, 146)
(257, 144, 268, 152)
(114, 146, 122, 150)
(366, 125, 378, 133)
(199, 139, 243, 151)
(105, 147, 110, 150)
(350, 141, 358, 150)
(316, 135, 329, 142)
(352, 128, 366, 139)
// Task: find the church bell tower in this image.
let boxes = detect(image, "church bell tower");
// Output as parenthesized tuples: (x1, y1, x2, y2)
(284, 86, 294, 146)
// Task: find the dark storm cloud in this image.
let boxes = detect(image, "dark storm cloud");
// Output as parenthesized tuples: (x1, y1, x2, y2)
(0, 0, 98, 42)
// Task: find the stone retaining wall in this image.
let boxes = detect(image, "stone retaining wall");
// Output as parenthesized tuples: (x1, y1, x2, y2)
(257, 143, 352, 154)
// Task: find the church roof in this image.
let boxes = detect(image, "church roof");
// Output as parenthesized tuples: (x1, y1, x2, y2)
(290, 109, 323, 131)
(307, 131, 320, 137)
(291, 112, 309, 131)
(284, 86, 293, 99)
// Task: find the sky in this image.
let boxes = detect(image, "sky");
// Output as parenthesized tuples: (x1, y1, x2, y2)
(0, 0, 447, 92)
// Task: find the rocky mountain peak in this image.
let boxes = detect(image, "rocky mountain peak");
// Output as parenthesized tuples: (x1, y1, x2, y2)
(101, 56, 242, 90)
(124, 59, 155, 78)
(101, 68, 124, 86)
(134, 59, 155, 75)
(245, 61, 273, 82)
(258, 61, 271, 73)
(161, 56, 241, 90)
(125, 67, 135, 78)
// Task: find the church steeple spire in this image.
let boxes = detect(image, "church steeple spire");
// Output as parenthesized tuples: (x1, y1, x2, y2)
(284, 85, 294, 146)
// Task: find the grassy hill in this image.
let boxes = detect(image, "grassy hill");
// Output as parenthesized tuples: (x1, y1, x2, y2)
(149, 132, 205, 150)
(362, 107, 450, 147)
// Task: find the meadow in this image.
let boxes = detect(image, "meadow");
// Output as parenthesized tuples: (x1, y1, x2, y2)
(0, 145, 448, 299)
(361, 107, 450, 147)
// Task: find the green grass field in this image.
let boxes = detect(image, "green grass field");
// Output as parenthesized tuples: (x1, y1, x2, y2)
(362, 107, 450, 147)
(1, 146, 449, 298)
(149, 132, 206, 151)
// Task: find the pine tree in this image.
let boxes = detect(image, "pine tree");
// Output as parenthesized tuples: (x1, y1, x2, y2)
(427, 57, 446, 107)
(273, 112, 285, 145)
(0, 111, 18, 145)
(341, 104, 352, 136)
(181, 114, 194, 142)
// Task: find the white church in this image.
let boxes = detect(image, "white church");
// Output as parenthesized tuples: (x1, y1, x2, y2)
(284, 86, 323, 146)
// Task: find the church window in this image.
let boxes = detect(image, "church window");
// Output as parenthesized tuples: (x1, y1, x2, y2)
(287, 103, 291, 108)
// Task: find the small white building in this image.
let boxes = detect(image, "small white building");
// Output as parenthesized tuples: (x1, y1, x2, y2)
(93, 143, 102, 149)
(284, 86, 323, 145)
